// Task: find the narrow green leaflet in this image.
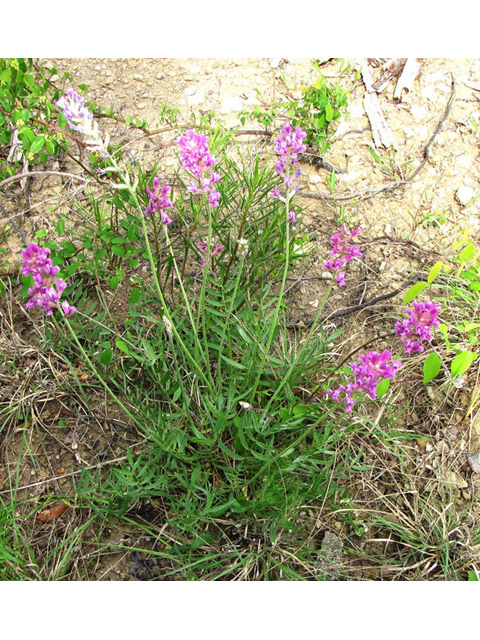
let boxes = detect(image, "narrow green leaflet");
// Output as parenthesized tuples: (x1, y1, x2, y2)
(403, 281, 428, 304)
(427, 261, 443, 284)
(423, 352, 441, 384)
(376, 378, 390, 398)
(451, 350, 478, 378)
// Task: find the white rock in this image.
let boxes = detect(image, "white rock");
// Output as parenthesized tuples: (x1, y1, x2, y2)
(456, 185, 475, 205)
(349, 103, 365, 119)
(220, 97, 244, 114)
(188, 93, 205, 107)
(422, 85, 437, 102)
(410, 105, 427, 121)
(184, 86, 196, 96)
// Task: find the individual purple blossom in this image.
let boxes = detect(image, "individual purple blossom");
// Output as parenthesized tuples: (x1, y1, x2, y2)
(144, 178, 173, 224)
(20, 242, 76, 316)
(177, 130, 221, 209)
(198, 238, 225, 267)
(61, 301, 77, 316)
(328, 349, 402, 413)
(323, 223, 363, 286)
(272, 121, 307, 190)
(395, 300, 442, 354)
(56, 89, 109, 157)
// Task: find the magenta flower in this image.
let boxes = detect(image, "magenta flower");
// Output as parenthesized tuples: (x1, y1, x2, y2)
(328, 349, 402, 413)
(270, 122, 307, 223)
(323, 223, 363, 286)
(177, 130, 221, 209)
(56, 89, 109, 157)
(395, 300, 442, 354)
(145, 178, 173, 224)
(198, 238, 225, 267)
(20, 242, 76, 316)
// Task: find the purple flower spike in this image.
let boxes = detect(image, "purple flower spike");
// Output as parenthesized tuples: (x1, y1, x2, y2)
(177, 130, 221, 209)
(327, 349, 402, 413)
(145, 180, 173, 224)
(20, 242, 76, 317)
(56, 89, 109, 157)
(395, 300, 442, 354)
(323, 223, 363, 286)
(271, 121, 307, 191)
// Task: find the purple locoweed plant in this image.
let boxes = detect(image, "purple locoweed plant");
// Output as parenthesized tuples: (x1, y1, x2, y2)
(395, 300, 442, 354)
(328, 349, 402, 413)
(20, 242, 76, 316)
(144, 178, 173, 224)
(323, 223, 363, 286)
(177, 130, 221, 209)
(56, 89, 109, 157)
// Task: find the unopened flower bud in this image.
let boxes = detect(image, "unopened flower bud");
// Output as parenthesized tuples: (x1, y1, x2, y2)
(163, 314, 173, 336)
(237, 237, 249, 259)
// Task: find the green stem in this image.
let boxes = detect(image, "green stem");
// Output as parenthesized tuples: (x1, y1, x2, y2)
(59, 317, 147, 434)
(128, 187, 215, 395)
(264, 276, 335, 413)
(248, 193, 292, 403)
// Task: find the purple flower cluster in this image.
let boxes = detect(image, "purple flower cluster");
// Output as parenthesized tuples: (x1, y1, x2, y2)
(395, 300, 442, 354)
(198, 238, 224, 267)
(323, 223, 363, 286)
(177, 130, 221, 209)
(270, 122, 307, 223)
(144, 178, 173, 224)
(56, 89, 109, 157)
(272, 122, 307, 189)
(327, 349, 402, 413)
(21, 243, 76, 316)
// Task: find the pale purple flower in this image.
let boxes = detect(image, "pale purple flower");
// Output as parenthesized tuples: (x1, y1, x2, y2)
(328, 349, 402, 413)
(323, 223, 363, 286)
(272, 121, 307, 190)
(395, 300, 442, 354)
(20, 242, 75, 316)
(56, 89, 109, 157)
(145, 178, 173, 224)
(56, 89, 93, 130)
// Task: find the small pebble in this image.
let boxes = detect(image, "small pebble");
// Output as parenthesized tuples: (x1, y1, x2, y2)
(456, 186, 475, 205)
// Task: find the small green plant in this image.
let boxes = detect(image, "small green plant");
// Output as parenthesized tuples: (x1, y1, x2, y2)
(239, 59, 349, 153)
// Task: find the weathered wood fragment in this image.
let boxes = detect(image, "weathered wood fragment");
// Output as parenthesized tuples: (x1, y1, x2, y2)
(394, 58, 421, 99)
(373, 58, 408, 93)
